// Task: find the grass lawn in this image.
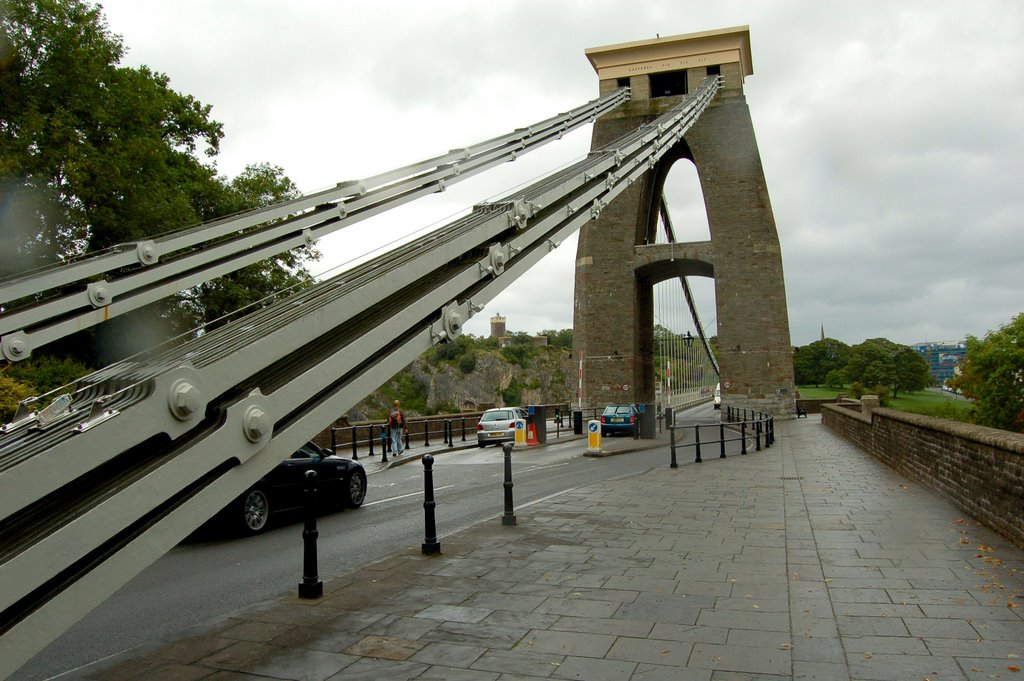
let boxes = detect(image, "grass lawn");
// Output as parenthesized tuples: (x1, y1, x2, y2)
(797, 385, 974, 423)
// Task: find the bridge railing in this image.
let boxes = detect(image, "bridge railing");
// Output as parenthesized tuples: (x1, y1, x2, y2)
(328, 403, 576, 458)
(667, 407, 775, 467)
(662, 386, 715, 412)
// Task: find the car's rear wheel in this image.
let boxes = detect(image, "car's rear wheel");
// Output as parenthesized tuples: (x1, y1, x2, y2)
(240, 488, 270, 534)
(344, 469, 367, 508)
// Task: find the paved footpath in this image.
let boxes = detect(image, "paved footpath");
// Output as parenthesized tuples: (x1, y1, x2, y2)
(74, 416, 1024, 680)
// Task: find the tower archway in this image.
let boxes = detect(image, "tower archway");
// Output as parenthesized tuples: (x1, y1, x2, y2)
(573, 27, 796, 419)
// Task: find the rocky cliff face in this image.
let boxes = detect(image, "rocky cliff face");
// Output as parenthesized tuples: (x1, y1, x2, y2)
(345, 348, 575, 421)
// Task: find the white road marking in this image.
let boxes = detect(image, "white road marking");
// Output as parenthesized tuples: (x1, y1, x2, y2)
(363, 485, 455, 507)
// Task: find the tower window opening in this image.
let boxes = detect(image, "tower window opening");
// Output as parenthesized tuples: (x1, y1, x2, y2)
(650, 69, 688, 98)
(706, 65, 721, 77)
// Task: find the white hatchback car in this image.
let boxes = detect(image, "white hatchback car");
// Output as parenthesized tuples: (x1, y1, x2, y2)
(476, 407, 528, 447)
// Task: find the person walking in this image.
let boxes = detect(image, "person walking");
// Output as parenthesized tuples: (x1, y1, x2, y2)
(388, 400, 406, 455)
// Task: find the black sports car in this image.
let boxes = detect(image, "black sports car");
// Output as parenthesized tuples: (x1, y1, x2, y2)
(231, 441, 367, 534)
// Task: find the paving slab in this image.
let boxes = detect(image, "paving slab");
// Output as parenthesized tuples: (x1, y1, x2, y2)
(69, 416, 1024, 680)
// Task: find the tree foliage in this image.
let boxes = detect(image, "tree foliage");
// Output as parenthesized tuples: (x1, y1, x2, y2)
(950, 312, 1024, 433)
(0, 372, 35, 421)
(795, 337, 931, 401)
(0, 0, 223, 270)
(181, 163, 318, 331)
(4, 354, 91, 395)
(1, 0, 317, 366)
(793, 338, 850, 386)
(540, 328, 573, 349)
(845, 338, 931, 399)
(501, 343, 532, 368)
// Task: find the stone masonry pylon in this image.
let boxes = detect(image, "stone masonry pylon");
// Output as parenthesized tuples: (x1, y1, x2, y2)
(574, 27, 796, 419)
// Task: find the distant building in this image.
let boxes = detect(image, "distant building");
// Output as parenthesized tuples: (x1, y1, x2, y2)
(490, 314, 507, 339)
(912, 340, 966, 385)
(490, 313, 548, 348)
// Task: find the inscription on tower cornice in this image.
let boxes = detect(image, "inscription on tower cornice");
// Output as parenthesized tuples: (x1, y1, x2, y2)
(586, 26, 752, 82)
(606, 50, 741, 79)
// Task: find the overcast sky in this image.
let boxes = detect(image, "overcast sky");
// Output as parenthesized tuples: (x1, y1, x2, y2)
(96, 0, 1024, 347)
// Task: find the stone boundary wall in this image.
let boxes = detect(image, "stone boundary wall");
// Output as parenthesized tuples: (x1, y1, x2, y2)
(822, 404, 1024, 549)
(795, 397, 837, 415)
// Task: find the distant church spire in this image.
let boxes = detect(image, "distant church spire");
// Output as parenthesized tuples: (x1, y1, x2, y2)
(820, 324, 825, 341)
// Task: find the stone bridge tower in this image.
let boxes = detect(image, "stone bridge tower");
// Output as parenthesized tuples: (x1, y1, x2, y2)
(573, 26, 796, 419)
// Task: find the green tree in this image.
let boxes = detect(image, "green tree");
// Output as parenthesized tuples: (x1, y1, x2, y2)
(0, 354, 93, 420)
(181, 163, 318, 331)
(501, 379, 523, 406)
(457, 353, 476, 374)
(0, 372, 35, 421)
(539, 328, 573, 349)
(950, 312, 1024, 433)
(501, 343, 531, 368)
(846, 338, 930, 399)
(0, 0, 223, 270)
(891, 345, 932, 397)
(793, 338, 851, 386)
(1, 1, 317, 363)
(4, 354, 91, 395)
(824, 369, 846, 388)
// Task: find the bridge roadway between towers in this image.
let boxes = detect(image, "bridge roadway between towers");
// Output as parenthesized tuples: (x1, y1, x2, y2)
(67, 415, 1024, 681)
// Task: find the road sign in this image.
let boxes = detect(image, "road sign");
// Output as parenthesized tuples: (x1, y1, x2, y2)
(587, 419, 601, 452)
(514, 418, 527, 447)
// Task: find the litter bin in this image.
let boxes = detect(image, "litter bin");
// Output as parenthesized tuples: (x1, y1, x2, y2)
(638, 403, 656, 439)
(527, 405, 547, 444)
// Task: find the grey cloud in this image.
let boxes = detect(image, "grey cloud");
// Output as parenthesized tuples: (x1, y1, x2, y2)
(95, 0, 1024, 348)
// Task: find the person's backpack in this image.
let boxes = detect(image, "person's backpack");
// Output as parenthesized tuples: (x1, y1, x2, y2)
(389, 410, 402, 428)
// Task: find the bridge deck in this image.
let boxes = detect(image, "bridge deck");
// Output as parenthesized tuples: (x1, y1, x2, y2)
(74, 417, 1024, 680)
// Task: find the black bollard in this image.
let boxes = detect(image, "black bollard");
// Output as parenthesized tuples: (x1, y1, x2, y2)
(501, 442, 516, 526)
(741, 422, 748, 455)
(381, 426, 389, 463)
(423, 420, 430, 447)
(447, 419, 454, 448)
(755, 420, 762, 451)
(669, 425, 678, 468)
(719, 423, 726, 458)
(368, 424, 375, 457)
(421, 455, 441, 555)
(694, 424, 702, 463)
(298, 470, 323, 599)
